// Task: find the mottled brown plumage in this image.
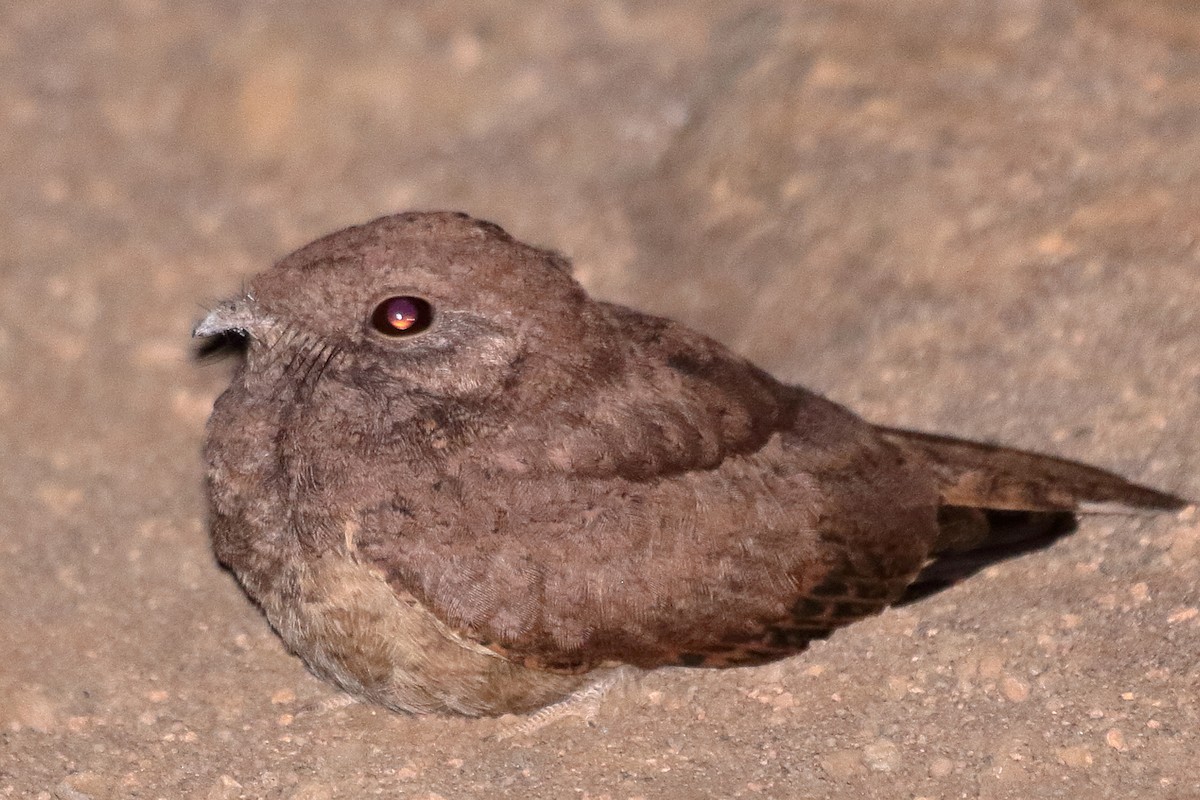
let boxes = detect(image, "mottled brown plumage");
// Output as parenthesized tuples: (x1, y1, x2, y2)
(195, 211, 1186, 716)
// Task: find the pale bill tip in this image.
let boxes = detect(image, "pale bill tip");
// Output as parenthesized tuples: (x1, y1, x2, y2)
(193, 300, 259, 338)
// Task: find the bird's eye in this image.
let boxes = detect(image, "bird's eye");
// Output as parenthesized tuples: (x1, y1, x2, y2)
(370, 296, 433, 337)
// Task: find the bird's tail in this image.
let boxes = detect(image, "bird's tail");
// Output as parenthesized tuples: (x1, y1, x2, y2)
(878, 427, 1186, 517)
(876, 426, 1189, 597)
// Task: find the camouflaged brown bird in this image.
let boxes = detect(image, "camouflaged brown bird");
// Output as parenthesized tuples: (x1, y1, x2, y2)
(195, 212, 1186, 717)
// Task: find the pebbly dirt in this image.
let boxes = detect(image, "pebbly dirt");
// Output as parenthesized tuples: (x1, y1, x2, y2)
(1, 2, 1198, 798)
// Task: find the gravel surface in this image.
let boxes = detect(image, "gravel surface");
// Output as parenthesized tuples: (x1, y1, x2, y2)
(2, 2, 1197, 798)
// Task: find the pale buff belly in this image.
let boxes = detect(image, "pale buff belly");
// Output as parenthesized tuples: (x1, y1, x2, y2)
(254, 554, 588, 716)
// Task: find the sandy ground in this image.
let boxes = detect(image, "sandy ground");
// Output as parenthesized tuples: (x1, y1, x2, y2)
(2, 2, 1198, 798)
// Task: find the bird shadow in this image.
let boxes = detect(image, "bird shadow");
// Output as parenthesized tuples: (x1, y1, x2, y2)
(192, 331, 248, 361)
(898, 510, 1078, 605)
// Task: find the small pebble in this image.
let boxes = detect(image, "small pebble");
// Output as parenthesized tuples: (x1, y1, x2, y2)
(1057, 746, 1093, 768)
(1166, 607, 1198, 624)
(862, 739, 900, 773)
(271, 689, 296, 705)
(1001, 676, 1029, 703)
(819, 749, 863, 779)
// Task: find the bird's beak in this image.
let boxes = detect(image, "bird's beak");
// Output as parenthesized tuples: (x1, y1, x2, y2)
(193, 298, 261, 338)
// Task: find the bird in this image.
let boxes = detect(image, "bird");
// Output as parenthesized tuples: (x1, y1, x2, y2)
(194, 211, 1187, 718)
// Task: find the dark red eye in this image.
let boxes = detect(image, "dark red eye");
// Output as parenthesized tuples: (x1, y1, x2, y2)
(370, 296, 433, 336)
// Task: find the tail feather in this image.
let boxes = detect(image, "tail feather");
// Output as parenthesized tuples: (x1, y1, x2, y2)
(879, 426, 1189, 599)
(878, 426, 1188, 514)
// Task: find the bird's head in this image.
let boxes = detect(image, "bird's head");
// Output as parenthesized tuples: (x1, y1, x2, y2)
(195, 212, 616, 410)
